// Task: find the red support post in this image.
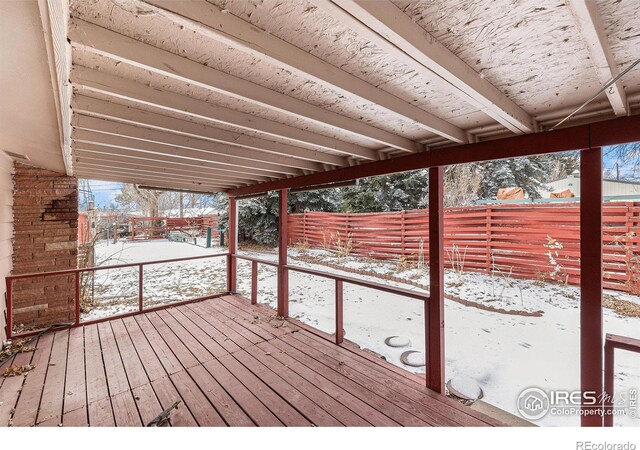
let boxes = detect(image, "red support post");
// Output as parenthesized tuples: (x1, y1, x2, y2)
(580, 146, 603, 427)
(74, 272, 81, 325)
(335, 279, 344, 344)
(138, 264, 144, 312)
(130, 218, 135, 241)
(428, 166, 445, 393)
(228, 195, 237, 293)
(277, 189, 289, 317)
(603, 340, 614, 426)
(251, 260, 258, 305)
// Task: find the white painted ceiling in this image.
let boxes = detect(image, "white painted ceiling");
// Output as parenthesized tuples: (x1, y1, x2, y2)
(4, 0, 640, 191)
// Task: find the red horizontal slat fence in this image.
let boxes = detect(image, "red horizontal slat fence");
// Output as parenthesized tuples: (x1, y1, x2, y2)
(288, 202, 640, 293)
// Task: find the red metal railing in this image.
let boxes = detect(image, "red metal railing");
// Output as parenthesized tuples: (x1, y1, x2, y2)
(7, 249, 429, 349)
(603, 333, 640, 426)
(5, 253, 228, 339)
(233, 254, 429, 344)
(235, 255, 279, 305)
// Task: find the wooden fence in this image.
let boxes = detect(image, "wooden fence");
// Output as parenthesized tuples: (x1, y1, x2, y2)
(131, 215, 219, 240)
(288, 202, 640, 293)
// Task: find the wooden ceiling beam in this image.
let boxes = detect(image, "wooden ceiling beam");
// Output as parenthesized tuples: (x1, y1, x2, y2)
(38, 0, 74, 174)
(73, 95, 347, 167)
(76, 166, 232, 188)
(67, 20, 428, 153)
(74, 162, 239, 189)
(72, 127, 303, 177)
(72, 114, 324, 172)
(75, 151, 267, 183)
(73, 142, 275, 181)
(71, 66, 380, 161)
(74, 171, 226, 193)
(145, 0, 466, 145)
(316, 0, 535, 134)
(569, 0, 628, 116)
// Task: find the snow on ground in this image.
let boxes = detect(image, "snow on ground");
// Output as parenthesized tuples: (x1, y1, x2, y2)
(83, 240, 227, 321)
(89, 239, 640, 427)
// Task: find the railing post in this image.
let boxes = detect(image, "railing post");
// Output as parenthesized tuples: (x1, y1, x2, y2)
(251, 260, 258, 305)
(580, 146, 603, 426)
(138, 264, 144, 312)
(228, 195, 238, 293)
(427, 166, 445, 393)
(278, 189, 289, 317)
(335, 279, 343, 344)
(6, 279, 13, 339)
(303, 210, 307, 243)
(75, 272, 81, 325)
(400, 210, 406, 257)
(624, 203, 633, 289)
(603, 340, 614, 426)
(485, 206, 492, 274)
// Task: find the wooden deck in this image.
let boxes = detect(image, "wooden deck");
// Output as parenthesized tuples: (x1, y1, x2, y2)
(0, 295, 501, 427)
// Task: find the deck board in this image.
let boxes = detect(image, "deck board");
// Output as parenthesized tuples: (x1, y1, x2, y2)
(63, 327, 86, 415)
(11, 334, 54, 427)
(150, 376, 198, 427)
(36, 329, 69, 425)
(0, 296, 501, 427)
(0, 349, 36, 426)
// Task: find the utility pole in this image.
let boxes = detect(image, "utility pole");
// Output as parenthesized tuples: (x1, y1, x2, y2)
(179, 192, 184, 217)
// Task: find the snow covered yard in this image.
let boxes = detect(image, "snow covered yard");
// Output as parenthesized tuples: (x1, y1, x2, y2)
(88, 239, 640, 426)
(82, 239, 228, 320)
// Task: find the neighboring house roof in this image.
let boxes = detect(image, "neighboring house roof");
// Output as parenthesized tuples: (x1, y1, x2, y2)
(539, 170, 640, 198)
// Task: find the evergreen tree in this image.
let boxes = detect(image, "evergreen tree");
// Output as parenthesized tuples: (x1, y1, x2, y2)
(475, 152, 578, 200)
(342, 170, 429, 212)
(218, 189, 341, 246)
(289, 189, 342, 213)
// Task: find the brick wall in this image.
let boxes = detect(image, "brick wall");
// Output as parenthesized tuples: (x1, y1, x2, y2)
(10, 163, 78, 332)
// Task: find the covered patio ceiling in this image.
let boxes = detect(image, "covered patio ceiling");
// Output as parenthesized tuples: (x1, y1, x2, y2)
(31, 0, 640, 191)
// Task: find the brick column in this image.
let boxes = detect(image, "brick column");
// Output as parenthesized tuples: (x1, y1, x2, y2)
(10, 163, 78, 332)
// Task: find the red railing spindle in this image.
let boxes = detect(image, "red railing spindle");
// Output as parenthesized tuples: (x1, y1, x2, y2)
(251, 260, 258, 305)
(335, 279, 343, 344)
(604, 340, 614, 427)
(74, 272, 81, 325)
(602, 334, 640, 426)
(138, 264, 144, 312)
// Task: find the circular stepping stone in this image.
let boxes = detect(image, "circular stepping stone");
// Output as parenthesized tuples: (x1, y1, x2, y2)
(400, 350, 425, 367)
(446, 376, 484, 401)
(384, 336, 411, 348)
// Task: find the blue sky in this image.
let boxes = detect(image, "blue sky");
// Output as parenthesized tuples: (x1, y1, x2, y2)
(79, 180, 122, 210)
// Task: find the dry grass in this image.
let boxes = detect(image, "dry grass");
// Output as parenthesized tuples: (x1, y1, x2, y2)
(321, 231, 356, 257)
(446, 243, 467, 285)
(603, 294, 640, 318)
(293, 239, 311, 254)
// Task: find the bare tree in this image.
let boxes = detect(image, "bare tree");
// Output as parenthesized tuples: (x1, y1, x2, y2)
(115, 184, 162, 216)
(604, 143, 640, 180)
(443, 164, 483, 207)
